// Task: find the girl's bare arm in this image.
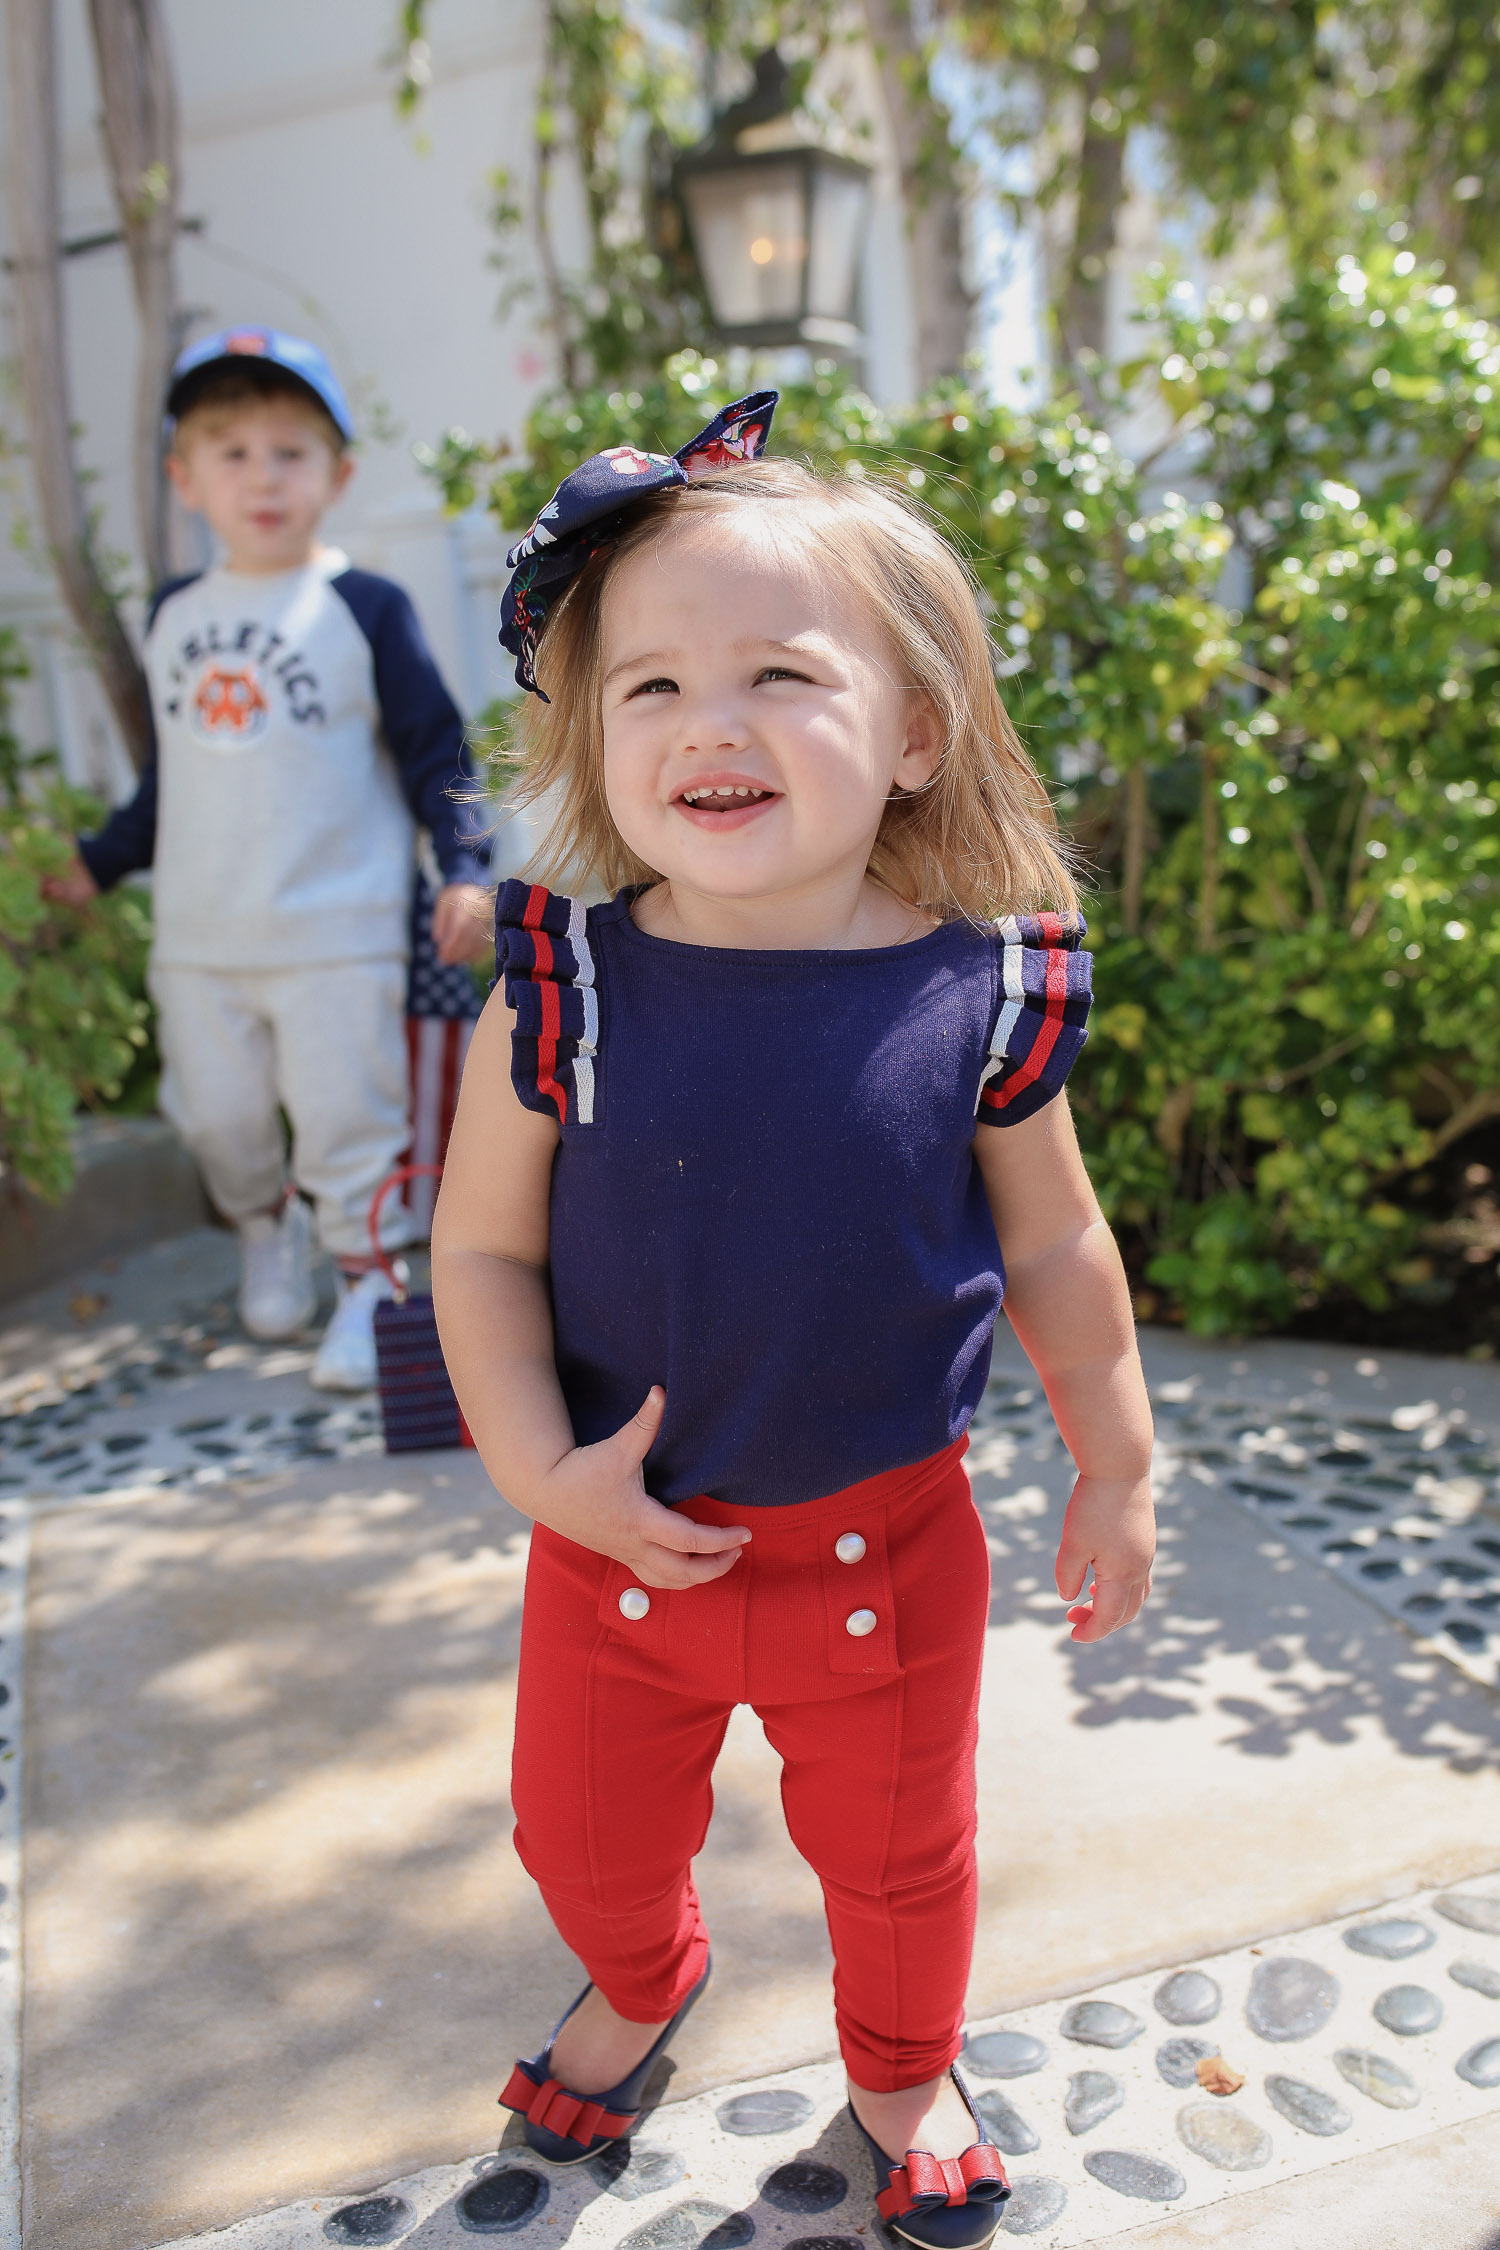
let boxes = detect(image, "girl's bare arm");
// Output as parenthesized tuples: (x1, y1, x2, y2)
(431, 990, 749, 1588)
(971, 1096, 1156, 1641)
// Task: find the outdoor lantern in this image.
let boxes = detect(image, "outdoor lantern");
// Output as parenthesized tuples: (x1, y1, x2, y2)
(673, 52, 873, 352)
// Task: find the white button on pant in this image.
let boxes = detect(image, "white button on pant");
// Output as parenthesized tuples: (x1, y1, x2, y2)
(845, 1608, 878, 1637)
(834, 1532, 867, 1565)
(618, 1586, 651, 1621)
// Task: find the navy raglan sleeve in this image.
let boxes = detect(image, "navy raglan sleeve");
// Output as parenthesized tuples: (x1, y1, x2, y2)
(76, 573, 198, 891)
(331, 567, 490, 888)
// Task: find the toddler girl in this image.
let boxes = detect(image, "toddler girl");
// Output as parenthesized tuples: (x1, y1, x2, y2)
(432, 396, 1156, 2248)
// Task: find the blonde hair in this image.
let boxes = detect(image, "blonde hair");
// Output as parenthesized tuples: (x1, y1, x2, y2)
(504, 456, 1078, 922)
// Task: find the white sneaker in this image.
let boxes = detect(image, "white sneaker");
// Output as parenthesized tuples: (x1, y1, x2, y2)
(310, 1266, 396, 1392)
(238, 1200, 316, 1340)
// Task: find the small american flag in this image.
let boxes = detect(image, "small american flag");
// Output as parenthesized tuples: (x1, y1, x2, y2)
(402, 871, 486, 1232)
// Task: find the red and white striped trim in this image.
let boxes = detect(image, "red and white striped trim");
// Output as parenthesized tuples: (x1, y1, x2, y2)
(567, 895, 599, 1127)
(520, 885, 598, 1127)
(976, 916, 1027, 1112)
(976, 914, 1069, 1117)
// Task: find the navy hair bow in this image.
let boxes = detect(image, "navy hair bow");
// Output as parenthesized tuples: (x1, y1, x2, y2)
(498, 391, 778, 699)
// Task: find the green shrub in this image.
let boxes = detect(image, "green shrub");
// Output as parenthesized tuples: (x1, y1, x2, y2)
(0, 631, 153, 1204)
(423, 247, 1500, 1337)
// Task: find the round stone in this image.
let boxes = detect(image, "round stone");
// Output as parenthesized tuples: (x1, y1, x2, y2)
(1081, 2150, 1186, 2202)
(1450, 1959, 1500, 2000)
(618, 1587, 651, 1622)
(456, 2168, 550, 2234)
(1334, 2049, 1420, 2109)
(716, 2089, 814, 2137)
(1157, 2037, 1218, 2089)
(998, 2177, 1068, 2235)
(1435, 1891, 1500, 1936)
(1246, 1958, 1340, 2042)
(1175, 2102, 1272, 2172)
(591, 2144, 687, 2201)
(962, 2031, 1048, 2079)
(1154, 1971, 1222, 2026)
(1343, 1920, 1436, 1960)
(844, 1609, 877, 1637)
(1373, 1985, 1442, 2037)
(621, 2204, 754, 2250)
(1456, 2038, 1500, 2089)
(834, 1534, 866, 1565)
(1265, 2075, 1352, 2137)
(973, 2090, 1039, 2155)
(1065, 2070, 1124, 2135)
(760, 2164, 847, 2215)
(324, 2197, 414, 2245)
(1062, 2000, 1144, 2049)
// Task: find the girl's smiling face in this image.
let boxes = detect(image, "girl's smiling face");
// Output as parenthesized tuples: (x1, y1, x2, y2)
(599, 510, 940, 937)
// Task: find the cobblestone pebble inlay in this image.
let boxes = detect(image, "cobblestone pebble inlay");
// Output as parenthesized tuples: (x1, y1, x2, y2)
(149, 1874, 1500, 2250)
(973, 2092, 1041, 2155)
(1151, 1380, 1500, 1688)
(1064, 2072, 1125, 2135)
(1153, 1972, 1221, 2025)
(0, 1384, 384, 1500)
(1156, 2038, 1218, 2089)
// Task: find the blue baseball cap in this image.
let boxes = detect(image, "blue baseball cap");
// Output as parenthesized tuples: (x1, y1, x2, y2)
(165, 326, 355, 442)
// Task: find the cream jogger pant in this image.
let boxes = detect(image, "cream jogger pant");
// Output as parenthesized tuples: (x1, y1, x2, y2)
(149, 959, 416, 1259)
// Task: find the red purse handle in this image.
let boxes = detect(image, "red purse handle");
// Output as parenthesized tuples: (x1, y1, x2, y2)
(367, 1163, 445, 1298)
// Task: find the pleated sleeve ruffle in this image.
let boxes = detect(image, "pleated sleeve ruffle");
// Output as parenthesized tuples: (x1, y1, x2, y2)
(975, 913, 1092, 1128)
(493, 879, 600, 1126)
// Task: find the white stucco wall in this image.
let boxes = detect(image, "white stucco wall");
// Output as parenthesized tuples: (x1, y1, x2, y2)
(0, 0, 556, 796)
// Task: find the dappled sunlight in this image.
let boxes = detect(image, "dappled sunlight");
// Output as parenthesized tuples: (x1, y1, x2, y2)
(22, 1455, 846, 2249)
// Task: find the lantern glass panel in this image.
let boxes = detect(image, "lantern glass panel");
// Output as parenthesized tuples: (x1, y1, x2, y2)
(806, 165, 868, 321)
(681, 161, 806, 327)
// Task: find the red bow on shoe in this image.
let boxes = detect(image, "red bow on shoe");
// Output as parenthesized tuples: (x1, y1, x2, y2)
(499, 2064, 636, 2149)
(876, 2145, 1011, 2220)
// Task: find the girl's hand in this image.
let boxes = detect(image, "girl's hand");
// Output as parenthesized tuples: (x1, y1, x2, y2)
(530, 1386, 751, 1591)
(1055, 1473, 1156, 1642)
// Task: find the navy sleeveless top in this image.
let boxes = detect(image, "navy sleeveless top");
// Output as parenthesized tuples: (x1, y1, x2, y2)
(496, 882, 1091, 1509)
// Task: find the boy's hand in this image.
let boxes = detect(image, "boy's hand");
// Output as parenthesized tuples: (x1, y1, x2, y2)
(432, 882, 494, 967)
(1055, 1473, 1155, 1642)
(529, 1386, 751, 1591)
(41, 850, 99, 908)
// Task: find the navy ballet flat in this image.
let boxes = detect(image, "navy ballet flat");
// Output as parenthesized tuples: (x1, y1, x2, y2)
(850, 2065, 1011, 2250)
(499, 1958, 711, 2165)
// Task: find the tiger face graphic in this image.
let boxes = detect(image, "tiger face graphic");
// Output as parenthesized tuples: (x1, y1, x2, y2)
(190, 663, 269, 747)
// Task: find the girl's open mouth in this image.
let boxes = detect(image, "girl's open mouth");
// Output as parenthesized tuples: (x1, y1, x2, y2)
(674, 783, 779, 826)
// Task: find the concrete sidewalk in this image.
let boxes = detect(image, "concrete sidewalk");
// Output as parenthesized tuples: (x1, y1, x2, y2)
(4, 1232, 1500, 2248)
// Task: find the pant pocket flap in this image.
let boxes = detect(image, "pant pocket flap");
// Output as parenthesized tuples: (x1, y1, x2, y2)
(599, 1560, 669, 1654)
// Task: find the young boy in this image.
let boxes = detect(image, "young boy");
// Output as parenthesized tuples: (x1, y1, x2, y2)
(47, 327, 493, 1389)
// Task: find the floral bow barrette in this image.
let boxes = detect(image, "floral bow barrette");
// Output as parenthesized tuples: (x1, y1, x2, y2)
(498, 391, 779, 699)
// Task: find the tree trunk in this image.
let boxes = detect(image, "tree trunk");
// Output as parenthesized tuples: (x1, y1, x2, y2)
(863, 0, 974, 386)
(1056, 14, 1132, 386)
(3, 0, 152, 771)
(87, 0, 180, 590)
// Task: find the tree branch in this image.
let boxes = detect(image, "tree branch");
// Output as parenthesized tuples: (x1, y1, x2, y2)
(3, 0, 151, 771)
(87, 0, 181, 589)
(863, 0, 974, 384)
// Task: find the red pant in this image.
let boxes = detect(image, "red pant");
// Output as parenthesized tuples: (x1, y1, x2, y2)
(511, 1440, 989, 2091)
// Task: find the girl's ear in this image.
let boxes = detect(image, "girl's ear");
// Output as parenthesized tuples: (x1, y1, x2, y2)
(893, 691, 943, 792)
